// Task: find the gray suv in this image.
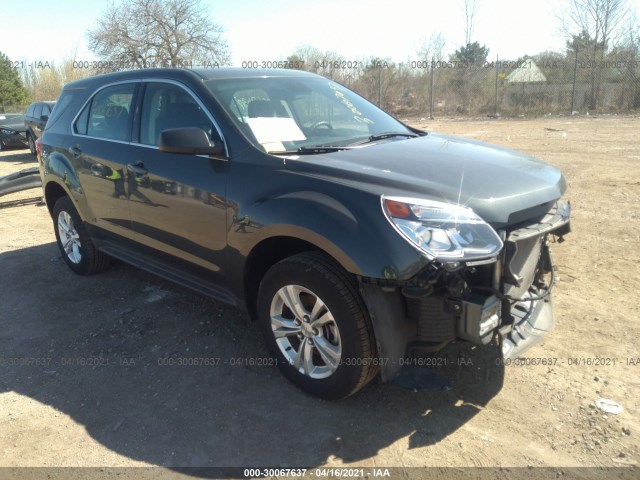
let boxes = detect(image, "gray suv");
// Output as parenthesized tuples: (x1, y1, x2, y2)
(39, 68, 570, 399)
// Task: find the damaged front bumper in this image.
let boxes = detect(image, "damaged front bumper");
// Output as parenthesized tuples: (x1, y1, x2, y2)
(360, 200, 571, 382)
(499, 200, 570, 358)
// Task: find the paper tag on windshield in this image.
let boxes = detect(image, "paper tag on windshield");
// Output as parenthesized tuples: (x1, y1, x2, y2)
(246, 117, 306, 144)
(262, 142, 285, 153)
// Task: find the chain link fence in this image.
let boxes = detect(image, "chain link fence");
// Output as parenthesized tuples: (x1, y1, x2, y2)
(4, 49, 639, 118)
(310, 50, 640, 118)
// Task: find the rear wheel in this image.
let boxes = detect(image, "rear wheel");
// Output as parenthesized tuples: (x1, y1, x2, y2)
(257, 252, 378, 399)
(52, 196, 110, 275)
(27, 134, 36, 155)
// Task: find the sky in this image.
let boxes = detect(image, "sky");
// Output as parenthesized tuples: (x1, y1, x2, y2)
(1, 0, 639, 67)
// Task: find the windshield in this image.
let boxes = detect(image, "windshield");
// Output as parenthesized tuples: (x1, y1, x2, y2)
(0, 114, 25, 126)
(205, 76, 412, 153)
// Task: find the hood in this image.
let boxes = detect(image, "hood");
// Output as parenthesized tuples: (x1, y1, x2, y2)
(285, 133, 566, 226)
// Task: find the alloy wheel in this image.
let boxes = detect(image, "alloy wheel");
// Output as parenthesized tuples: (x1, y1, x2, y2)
(270, 285, 342, 379)
(57, 211, 82, 264)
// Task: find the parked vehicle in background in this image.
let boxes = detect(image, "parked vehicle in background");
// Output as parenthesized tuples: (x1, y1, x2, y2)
(39, 68, 570, 399)
(0, 114, 28, 151)
(24, 101, 56, 155)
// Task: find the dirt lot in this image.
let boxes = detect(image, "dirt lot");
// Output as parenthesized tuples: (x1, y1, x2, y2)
(1, 116, 638, 476)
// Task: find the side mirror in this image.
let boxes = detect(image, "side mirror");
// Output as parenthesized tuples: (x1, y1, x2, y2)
(158, 127, 225, 157)
(40, 115, 49, 122)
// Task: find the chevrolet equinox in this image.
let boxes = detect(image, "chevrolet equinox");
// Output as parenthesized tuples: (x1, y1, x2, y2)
(39, 68, 570, 399)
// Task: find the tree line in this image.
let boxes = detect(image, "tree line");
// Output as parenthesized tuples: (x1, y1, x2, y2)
(1, 0, 638, 114)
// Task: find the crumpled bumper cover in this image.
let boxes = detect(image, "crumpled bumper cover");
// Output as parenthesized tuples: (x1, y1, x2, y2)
(501, 292, 555, 360)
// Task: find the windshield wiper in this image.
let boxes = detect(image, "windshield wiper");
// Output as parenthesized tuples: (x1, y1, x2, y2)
(269, 134, 419, 155)
(349, 132, 419, 146)
(269, 145, 351, 155)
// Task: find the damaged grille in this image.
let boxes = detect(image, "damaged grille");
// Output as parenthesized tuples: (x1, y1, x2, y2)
(407, 295, 456, 343)
(503, 200, 570, 298)
(504, 235, 544, 299)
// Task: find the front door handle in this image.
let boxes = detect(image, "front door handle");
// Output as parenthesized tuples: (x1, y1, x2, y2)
(127, 163, 148, 176)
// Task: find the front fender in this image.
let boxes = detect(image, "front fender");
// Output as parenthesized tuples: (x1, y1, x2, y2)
(230, 188, 427, 281)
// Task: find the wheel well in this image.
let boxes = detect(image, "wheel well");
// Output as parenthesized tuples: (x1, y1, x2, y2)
(44, 182, 68, 217)
(243, 237, 323, 320)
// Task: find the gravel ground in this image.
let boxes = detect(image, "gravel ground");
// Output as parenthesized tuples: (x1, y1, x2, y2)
(0, 115, 638, 477)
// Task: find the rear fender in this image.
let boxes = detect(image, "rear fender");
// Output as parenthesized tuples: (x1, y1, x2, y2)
(44, 151, 81, 195)
(42, 151, 91, 219)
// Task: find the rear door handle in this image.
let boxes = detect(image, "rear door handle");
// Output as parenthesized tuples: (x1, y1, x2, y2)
(127, 163, 148, 176)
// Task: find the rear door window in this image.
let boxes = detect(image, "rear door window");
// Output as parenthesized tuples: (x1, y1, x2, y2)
(74, 83, 136, 141)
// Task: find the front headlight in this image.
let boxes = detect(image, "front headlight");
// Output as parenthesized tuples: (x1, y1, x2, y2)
(382, 196, 503, 262)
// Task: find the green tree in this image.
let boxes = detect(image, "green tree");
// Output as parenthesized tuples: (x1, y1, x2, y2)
(453, 41, 489, 65)
(0, 51, 28, 112)
(449, 42, 490, 113)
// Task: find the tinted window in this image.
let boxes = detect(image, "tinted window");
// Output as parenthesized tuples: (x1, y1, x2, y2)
(45, 98, 68, 130)
(139, 82, 215, 146)
(80, 83, 136, 141)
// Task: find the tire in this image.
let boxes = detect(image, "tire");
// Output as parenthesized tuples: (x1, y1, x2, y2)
(27, 134, 36, 155)
(257, 252, 378, 399)
(52, 196, 110, 275)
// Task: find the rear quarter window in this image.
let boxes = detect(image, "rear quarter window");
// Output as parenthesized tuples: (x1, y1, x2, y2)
(44, 96, 71, 130)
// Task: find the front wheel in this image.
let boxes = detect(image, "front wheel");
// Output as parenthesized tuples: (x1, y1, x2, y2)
(52, 196, 110, 275)
(257, 252, 378, 399)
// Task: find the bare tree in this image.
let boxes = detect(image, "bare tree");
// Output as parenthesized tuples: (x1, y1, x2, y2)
(563, 0, 629, 52)
(87, 0, 231, 69)
(612, 11, 640, 108)
(416, 33, 446, 63)
(562, 0, 629, 108)
(463, 0, 480, 46)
